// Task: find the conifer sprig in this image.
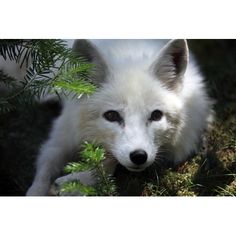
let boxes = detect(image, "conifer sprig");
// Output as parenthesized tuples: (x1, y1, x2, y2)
(0, 39, 95, 113)
(60, 142, 117, 196)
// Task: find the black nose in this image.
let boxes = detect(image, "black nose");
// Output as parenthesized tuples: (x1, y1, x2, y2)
(130, 150, 148, 165)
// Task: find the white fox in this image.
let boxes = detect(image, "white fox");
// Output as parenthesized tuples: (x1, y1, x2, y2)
(27, 39, 213, 196)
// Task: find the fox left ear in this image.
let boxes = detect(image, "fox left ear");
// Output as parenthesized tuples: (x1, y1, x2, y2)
(72, 39, 108, 85)
(151, 39, 189, 90)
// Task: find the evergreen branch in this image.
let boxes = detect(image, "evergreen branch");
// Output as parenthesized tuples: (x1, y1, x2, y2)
(60, 181, 97, 196)
(0, 70, 17, 88)
(80, 142, 106, 163)
(0, 98, 16, 114)
(53, 79, 96, 96)
(64, 162, 92, 173)
(0, 39, 96, 114)
(0, 40, 26, 61)
(60, 142, 117, 196)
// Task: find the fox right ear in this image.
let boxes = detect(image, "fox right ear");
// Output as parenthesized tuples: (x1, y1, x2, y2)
(72, 39, 108, 85)
(151, 39, 189, 90)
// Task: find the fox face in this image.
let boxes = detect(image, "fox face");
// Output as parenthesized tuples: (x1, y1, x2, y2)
(80, 71, 183, 171)
(77, 39, 188, 171)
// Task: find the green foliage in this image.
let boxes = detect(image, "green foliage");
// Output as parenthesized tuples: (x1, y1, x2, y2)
(53, 78, 96, 97)
(59, 142, 117, 196)
(0, 39, 95, 113)
(0, 71, 18, 113)
(0, 40, 25, 61)
(60, 181, 97, 196)
(64, 142, 106, 174)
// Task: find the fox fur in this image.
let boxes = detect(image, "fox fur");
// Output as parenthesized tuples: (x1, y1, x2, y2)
(27, 39, 213, 196)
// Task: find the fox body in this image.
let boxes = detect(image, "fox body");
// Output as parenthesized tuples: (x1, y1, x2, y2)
(27, 39, 213, 196)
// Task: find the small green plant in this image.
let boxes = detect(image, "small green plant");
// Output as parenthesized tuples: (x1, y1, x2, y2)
(59, 142, 117, 196)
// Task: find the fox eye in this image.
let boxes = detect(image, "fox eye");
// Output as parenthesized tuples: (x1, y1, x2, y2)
(103, 110, 123, 123)
(150, 110, 163, 121)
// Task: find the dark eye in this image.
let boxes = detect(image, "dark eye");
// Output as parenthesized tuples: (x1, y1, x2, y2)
(150, 110, 163, 121)
(103, 110, 123, 123)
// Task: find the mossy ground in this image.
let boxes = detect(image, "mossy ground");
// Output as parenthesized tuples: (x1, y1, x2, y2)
(0, 40, 235, 196)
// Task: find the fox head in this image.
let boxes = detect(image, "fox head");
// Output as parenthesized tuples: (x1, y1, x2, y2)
(75, 39, 189, 172)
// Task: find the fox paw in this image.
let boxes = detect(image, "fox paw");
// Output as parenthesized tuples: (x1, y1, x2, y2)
(53, 171, 97, 196)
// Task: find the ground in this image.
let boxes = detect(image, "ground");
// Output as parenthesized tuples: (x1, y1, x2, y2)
(0, 39, 235, 196)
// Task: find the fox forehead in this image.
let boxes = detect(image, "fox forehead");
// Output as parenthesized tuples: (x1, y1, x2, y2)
(88, 71, 183, 115)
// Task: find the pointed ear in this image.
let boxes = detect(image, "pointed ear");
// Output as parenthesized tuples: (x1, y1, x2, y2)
(72, 39, 108, 85)
(151, 39, 189, 90)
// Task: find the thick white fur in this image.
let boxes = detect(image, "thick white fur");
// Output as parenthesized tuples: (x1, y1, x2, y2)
(27, 39, 213, 196)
